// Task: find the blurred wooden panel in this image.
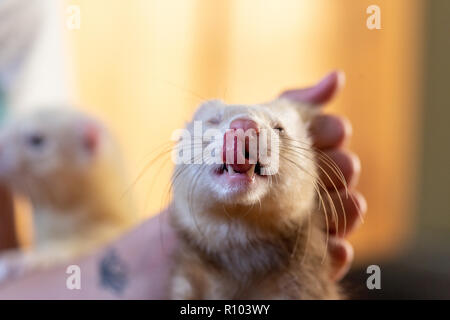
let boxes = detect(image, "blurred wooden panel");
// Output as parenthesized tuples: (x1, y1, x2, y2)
(66, 0, 203, 217)
(67, 0, 423, 262)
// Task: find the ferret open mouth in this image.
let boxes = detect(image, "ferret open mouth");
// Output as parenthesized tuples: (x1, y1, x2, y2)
(215, 162, 263, 178)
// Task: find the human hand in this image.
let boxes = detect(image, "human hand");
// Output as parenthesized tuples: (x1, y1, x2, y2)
(280, 71, 367, 281)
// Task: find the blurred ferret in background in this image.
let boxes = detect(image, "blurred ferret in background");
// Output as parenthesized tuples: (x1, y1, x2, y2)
(0, 108, 136, 281)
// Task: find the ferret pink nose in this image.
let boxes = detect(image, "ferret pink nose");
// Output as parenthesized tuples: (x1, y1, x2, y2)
(223, 118, 259, 173)
(229, 118, 259, 133)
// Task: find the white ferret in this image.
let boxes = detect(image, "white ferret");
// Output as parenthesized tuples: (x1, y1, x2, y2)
(0, 108, 135, 279)
(170, 97, 343, 299)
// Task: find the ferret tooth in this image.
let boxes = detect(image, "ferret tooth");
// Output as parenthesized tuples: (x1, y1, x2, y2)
(227, 165, 235, 174)
(247, 164, 256, 178)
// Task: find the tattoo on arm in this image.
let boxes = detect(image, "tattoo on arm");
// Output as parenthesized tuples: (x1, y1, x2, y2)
(99, 249, 129, 295)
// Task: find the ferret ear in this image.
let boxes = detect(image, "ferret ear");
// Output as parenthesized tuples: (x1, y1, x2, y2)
(193, 99, 224, 120)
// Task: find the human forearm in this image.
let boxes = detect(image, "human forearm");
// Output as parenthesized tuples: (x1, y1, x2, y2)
(0, 212, 176, 299)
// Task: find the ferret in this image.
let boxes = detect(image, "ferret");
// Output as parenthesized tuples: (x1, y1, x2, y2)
(0, 108, 135, 279)
(170, 98, 342, 299)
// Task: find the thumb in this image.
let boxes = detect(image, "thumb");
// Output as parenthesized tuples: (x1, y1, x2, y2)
(280, 71, 345, 106)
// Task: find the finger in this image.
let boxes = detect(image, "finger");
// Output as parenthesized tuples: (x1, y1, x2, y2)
(328, 237, 354, 281)
(318, 149, 361, 190)
(320, 190, 367, 237)
(310, 114, 352, 149)
(279, 71, 345, 106)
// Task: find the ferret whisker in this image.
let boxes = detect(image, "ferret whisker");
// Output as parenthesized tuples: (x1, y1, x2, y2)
(126, 140, 206, 206)
(279, 153, 336, 262)
(222, 204, 233, 219)
(257, 195, 262, 214)
(283, 138, 349, 197)
(129, 139, 206, 199)
(312, 176, 341, 263)
(241, 201, 256, 218)
(301, 207, 313, 266)
(139, 141, 174, 164)
(122, 146, 174, 199)
(282, 141, 347, 191)
(160, 78, 208, 102)
(312, 180, 331, 264)
(172, 164, 205, 236)
(144, 153, 173, 213)
(280, 145, 345, 220)
(283, 138, 347, 183)
(171, 154, 204, 189)
(281, 146, 346, 236)
(189, 165, 208, 237)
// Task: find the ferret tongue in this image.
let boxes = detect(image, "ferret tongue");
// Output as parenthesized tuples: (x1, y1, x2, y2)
(229, 163, 256, 179)
(230, 163, 253, 174)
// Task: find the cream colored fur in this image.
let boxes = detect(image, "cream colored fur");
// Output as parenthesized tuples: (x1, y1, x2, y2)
(170, 99, 340, 299)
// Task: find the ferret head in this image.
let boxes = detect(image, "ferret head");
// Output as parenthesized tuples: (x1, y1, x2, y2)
(172, 98, 319, 220)
(0, 109, 106, 207)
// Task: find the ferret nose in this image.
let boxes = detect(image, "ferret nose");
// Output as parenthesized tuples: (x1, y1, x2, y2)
(229, 118, 259, 133)
(223, 118, 259, 173)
